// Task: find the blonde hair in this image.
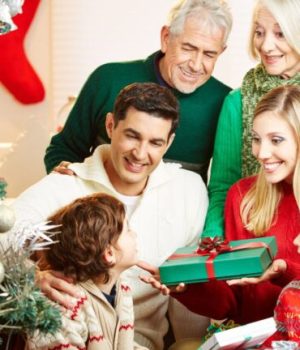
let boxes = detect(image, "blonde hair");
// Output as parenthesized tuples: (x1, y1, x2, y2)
(241, 85, 300, 235)
(249, 0, 300, 60)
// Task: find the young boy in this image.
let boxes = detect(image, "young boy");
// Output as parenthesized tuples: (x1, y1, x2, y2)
(29, 193, 147, 350)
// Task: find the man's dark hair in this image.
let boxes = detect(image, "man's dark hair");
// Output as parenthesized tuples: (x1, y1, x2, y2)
(113, 82, 180, 137)
(45, 193, 126, 283)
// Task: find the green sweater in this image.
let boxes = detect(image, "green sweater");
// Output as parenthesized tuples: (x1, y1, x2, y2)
(203, 88, 242, 237)
(44, 51, 231, 183)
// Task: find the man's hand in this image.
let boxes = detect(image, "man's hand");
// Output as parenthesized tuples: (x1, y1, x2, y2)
(227, 259, 287, 286)
(52, 161, 75, 176)
(36, 270, 84, 309)
(137, 260, 186, 295)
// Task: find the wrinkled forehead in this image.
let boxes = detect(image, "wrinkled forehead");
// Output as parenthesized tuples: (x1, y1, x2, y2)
(170, 17, 226, 51)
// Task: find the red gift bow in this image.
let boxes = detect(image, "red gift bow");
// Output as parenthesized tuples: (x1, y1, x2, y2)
(167, 237, 272, 281)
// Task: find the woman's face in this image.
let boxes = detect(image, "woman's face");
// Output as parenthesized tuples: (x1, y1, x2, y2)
(253, 6, 300, 79)
(252, 111, 298, 184)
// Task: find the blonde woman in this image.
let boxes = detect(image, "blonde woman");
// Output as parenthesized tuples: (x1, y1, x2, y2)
(204, 0, 300, 238)
(142, 85, 300, 329)
(224, 84, 300, 280)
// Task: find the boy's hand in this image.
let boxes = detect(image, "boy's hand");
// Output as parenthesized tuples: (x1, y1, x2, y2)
(227, 259, 287, 286)
(35, 270, 84, 309)
(137, 260, 186, 295)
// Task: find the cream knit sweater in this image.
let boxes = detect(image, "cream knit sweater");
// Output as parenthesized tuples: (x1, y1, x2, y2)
(12, 145, 209, 349)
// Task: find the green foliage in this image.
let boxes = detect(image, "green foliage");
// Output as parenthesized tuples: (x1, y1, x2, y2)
(0, 179, 7, 200)
(0, 248, 61, 337)
(0, 222, 62, 343)
(201, 319, 240, 344)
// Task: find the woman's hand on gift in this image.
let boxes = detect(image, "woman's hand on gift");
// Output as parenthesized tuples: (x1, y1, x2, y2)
(137, 260, 186, 295)
(227, 259, 287, 286)
(35, 269, 85, 309)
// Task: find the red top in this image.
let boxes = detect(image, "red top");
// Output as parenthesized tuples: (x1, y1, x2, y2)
(225, 176, 300, 284)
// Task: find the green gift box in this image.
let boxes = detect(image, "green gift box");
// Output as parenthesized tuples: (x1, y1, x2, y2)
(159, 236, 277, 286)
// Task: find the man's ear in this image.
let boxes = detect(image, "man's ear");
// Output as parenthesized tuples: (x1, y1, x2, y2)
(103, 245, 116, 265)
(105, 112, 115, 139)
(160, 25, 170, 53)
(166, 133, 175, 151)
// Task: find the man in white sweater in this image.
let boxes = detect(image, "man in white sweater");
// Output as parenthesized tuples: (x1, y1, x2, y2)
(11, 83, 208, 349)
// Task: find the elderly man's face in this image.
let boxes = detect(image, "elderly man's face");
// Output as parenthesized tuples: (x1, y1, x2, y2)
(159, 17, 226, 94)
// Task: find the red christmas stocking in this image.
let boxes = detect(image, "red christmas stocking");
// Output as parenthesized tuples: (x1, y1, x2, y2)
(0, 0, 45, 104)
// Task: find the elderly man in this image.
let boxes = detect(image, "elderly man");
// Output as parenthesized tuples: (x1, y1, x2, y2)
(44, 0, 232, 184)
(12, 83, 208, 349)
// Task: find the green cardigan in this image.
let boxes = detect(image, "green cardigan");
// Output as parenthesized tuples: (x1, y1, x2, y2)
(203, 88, 242, 237)
(44, 51, 231, 183)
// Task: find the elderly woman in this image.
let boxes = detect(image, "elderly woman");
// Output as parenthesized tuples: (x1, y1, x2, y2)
(203, 0, 300, 238)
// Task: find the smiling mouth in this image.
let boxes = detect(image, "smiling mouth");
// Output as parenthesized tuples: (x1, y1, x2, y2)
(180, 67, 202, 81)
(125, 157, 147, 173)
(263, 162, 282, 172)
(263, 54, 283, 64)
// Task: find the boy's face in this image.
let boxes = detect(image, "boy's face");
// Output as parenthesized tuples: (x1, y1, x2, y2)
(105, 107, 174, 196)
(113, 219, 138, 270)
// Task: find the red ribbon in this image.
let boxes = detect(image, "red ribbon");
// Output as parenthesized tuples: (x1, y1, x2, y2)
(167, 238, 272, 281)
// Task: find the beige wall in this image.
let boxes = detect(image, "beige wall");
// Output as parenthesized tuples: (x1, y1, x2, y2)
(0, 0, 254, 197)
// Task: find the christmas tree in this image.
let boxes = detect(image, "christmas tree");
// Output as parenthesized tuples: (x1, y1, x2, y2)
(0, 178, 61, 348)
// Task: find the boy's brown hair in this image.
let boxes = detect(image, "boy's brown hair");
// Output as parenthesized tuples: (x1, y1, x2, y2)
(45, 193, 126, 283)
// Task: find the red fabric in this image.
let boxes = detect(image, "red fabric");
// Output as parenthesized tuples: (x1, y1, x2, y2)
(0, 333, 26, 350)
(225, 176, 300, 284)
(172, 176, 300, 324)
(0, 0, 45, 104)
